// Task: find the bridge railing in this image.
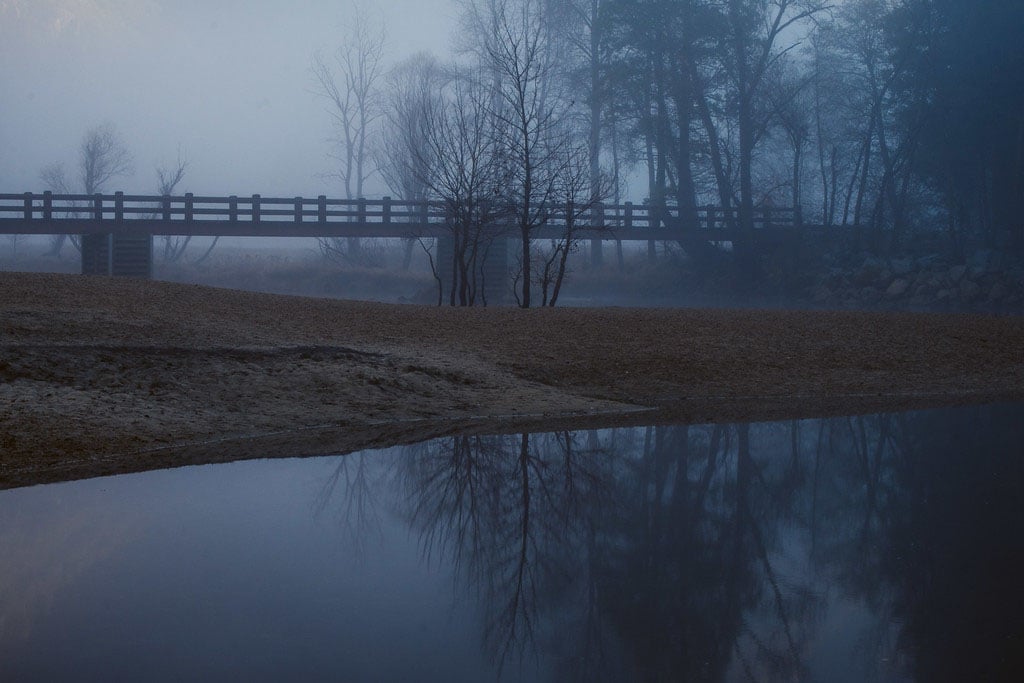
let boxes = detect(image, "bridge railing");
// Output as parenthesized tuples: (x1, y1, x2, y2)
(0, 192, 802, 233)
(0, 193, 452, 224)
(575, 203, 802, 232)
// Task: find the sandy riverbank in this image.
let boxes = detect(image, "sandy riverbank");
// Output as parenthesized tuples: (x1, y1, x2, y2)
(2, 271, 1022, 488)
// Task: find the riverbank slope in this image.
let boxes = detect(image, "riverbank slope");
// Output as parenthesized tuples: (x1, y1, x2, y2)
(3, 271, 1022, 487)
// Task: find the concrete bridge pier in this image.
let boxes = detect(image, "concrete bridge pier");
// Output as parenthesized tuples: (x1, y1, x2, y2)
(81, 233, 153, 278)
(436, 237, 510, 305)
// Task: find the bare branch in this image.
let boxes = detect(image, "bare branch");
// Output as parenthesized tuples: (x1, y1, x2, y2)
(79, 122, 133, 194)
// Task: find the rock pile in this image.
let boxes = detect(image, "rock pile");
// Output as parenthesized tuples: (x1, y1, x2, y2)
(803, 249, 1024, 312)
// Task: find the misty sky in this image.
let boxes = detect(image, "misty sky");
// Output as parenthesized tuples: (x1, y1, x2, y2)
(0, 0, 456, 197)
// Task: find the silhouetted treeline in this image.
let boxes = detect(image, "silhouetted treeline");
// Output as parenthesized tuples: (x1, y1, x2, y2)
(355, 0, 1024, 298)
(559, 0, 1023, 254)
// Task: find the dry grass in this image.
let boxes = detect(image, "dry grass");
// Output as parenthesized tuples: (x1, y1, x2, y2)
(2, 271, 1022, 488)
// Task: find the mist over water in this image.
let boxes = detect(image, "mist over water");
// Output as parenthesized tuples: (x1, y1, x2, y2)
(2, 404, 1021, 681)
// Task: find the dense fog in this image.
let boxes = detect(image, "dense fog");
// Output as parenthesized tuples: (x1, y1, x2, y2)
(1, 0, 1022, 310)
(2, 6, 1022, 676)
(0, 0, 453, 194)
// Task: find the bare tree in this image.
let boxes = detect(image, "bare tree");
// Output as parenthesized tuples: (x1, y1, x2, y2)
(312, 3, 386, 264)
(39, 163, 72, 196)
(79, 123, 133, 195)
(39, 163, 79, 255)
(154, 151, 193, 263)
(376, 53, 447, 270)
(408, 69, 513, 306)
(41, 122, 134, 256)
(6, 233, 22, 260)
(377, 54, 445, 202)
(764, 59, 814, 214)
(534, 142, 614, 306)
(720, 0, 830, 277)
(474, 0, 575, 308)
(567, 0, 609, 201)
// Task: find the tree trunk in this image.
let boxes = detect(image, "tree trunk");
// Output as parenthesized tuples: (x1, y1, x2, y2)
(852, 114, 875, 228)
(736, 88, 757, 281)
(691, 61, 734, 227)
(588, 1, 604, 267)
(520, 226, 531, 308)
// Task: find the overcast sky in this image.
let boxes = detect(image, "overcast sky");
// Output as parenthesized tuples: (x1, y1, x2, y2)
(0, 0, 456, 197)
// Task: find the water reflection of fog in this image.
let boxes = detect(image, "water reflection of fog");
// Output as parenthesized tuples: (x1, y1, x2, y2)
(316, 406, 1024, 682)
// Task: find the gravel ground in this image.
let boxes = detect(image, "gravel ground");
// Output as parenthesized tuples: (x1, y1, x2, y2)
(2, 271, 1023, 488)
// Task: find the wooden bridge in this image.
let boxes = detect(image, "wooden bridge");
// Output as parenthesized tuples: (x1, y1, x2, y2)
(0, 191, 804, 278)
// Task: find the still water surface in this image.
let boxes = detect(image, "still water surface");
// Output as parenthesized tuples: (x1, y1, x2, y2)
(1, 404, 1022, 681)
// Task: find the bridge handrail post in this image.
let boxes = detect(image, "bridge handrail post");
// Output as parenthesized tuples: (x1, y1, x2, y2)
(252, 194, 261, 223)
(795, 205, 803, 228)
(23, 192, 32, 221)
(115, 191, 124, 223)
(624, 201, 633, 230)
(764, 206, 772, 229)
(317, 195, 326, 223)
(358, 197, 366, 225)
(162, 194, 171, 221)
(185, 193, 194, 222)
(229, 196, 238, 222)
(43, 191, 52, 221)
(294, 196, 303, 223)
(382, 196, 391, 225)
(93, 194, 103, 221)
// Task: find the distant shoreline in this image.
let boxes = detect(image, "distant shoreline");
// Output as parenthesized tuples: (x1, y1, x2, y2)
(2, 271, 1022, 489)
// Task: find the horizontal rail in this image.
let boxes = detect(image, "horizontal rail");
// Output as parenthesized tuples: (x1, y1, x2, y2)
(0, 192, 803, 239)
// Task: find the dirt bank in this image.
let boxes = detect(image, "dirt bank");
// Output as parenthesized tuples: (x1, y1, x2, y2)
(2, 271, 1022, 488)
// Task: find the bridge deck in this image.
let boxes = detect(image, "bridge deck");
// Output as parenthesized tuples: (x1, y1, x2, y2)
(0, 192, 804, 243)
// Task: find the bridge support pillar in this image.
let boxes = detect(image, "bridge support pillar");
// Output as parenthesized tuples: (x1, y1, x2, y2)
(81, 233, 153, 278)
(436, 236, 510, 306)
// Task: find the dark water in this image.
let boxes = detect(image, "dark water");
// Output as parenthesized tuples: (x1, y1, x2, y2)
(2, 405, 1023, 682)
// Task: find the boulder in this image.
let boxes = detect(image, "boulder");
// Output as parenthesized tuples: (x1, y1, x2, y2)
(854, 257, 886, 286)
(860, 286, 882, 304)
(890, 258, 913, 277)
(826, 268, 847, 288)
(886, 278, 910, 298)
(811, 285, 832, 303)
(968, 249, 996, 272)
(959, 279, 982, 302)
(947, 264, 967, 284)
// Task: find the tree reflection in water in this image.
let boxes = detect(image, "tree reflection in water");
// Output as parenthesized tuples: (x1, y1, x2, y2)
(315, 405, 1024, 682)
(312, 444, 385, 554)
(398, 432, 616, 674)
